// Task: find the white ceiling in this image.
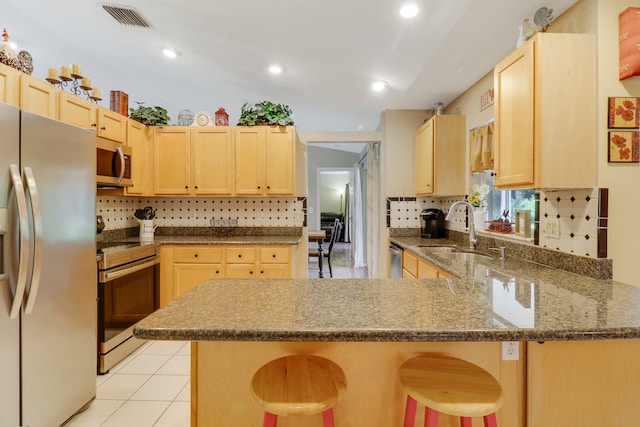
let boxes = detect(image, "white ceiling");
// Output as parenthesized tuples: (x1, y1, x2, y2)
(1, 0, 576, 133)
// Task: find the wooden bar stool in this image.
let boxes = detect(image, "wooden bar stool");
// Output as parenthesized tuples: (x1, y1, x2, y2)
(399, 353, 503, 427)
(250, 354, 347, 427)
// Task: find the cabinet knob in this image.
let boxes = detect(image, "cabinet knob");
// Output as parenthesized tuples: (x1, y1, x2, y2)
(257, 186, 261, 189)
(272, 254, 276, 258)
(194, 253, 198, 258)
(185, 186, 188, 189)
(91, 123, 97, 128)
(267, 186, 270, 189)
(260, 270, 264, 274)
(195, 186, 198, 189)
(100, 126, 106, 131)
(249, 271, 253, 275)
(238, 254, 242, 258)
(216, 270, 220, 274)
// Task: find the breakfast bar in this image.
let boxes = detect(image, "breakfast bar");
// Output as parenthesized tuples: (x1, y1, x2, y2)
(134, 251, 640, 427)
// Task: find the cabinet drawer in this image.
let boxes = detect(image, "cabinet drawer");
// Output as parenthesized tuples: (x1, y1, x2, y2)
(402, 251, 418, 277)
(259, 246, 290, 264)
(225, 247, 256, 264)
(174, 246, 222, 263)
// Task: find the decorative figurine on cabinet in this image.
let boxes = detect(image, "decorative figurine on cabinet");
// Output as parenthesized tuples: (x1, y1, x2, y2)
(214, 107, 229, 126)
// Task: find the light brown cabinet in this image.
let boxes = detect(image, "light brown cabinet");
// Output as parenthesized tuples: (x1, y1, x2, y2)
(97, 107, 127, 143)
(402, 250, 453, 279)
(126, 119, 154, 196)
(153, 126, 191, 195)
(58, 91, 97, 129)
(493, 33, 596, 189)
(0, 63, 20, 106)
(234, 126, 295, 196)
(153, 126, 234, 196)
(20, 73, 58, 119)
(160, 245, 291, 305)
(414, 115, 466, 196)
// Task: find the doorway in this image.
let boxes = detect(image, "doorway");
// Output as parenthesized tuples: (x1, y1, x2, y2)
(306, 140, 380, 277)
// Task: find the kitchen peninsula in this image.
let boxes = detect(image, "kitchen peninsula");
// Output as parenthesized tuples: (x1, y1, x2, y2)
(135, 246, 640, 427)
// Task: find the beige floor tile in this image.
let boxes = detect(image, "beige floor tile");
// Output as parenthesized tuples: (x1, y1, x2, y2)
(63, 399, 124, 426)
(117, 354, 172, 375)
(101, 401, 170, 427)
(153, 401, 191, 427)
(140, 340, 185, 356)
(156, 355, 190, 376)
(175, 381, 191, 402)
(130, 375, 189, 401)
(97, 374, 151, 400)
(176, 342, 190, 356)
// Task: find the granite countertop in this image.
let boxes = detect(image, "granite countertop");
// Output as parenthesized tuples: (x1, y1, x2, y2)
(99, 227, 303, 246)
(134, 245, 640, 342)
(115, 235, 302, 246)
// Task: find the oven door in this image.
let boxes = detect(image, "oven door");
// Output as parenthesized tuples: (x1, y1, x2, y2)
(98, 256, 159, 373)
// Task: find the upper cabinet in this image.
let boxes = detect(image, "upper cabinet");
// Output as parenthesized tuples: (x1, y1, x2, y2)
(97, 107, 127, 143)
(58, 92, 97, 129)
(153, 126, 234, 196)
(20, 73, 58, 119)
(415, 114, 466, 196)
(493, 33, 596, 189)
(126, 119, 154, 196)
(234, 126, 295, 196)
(0, 63, 19, 106)
(192, 127, 233, 195)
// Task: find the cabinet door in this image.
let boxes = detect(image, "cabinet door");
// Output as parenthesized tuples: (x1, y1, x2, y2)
(402, 251, 418, 278)
(494, 41, 534, 188)
(225, 264, 256, 279)
(174, 264, 222, 298)
(258, 264, 290, 278)
(97, 107, 127, 143)
(19, 74, 58, 119)
(0, 63, 19, 106)
(126, 119, 152, 196)
(234, 127, 265, 195)
(414, 120, 434, 195)
(58, 92, 97, 129)
(417, 259, 439, 278)
(192, 127, 233, 195)
(154, 127, 191, 194)
(264, 126, 295, 195)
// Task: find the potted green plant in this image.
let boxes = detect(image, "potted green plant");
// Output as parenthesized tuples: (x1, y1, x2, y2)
(237, 101, 294, 126)
(129, 102, 170, 126)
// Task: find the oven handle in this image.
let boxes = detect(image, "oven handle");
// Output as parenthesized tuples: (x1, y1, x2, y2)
(99, 255, 159, 282)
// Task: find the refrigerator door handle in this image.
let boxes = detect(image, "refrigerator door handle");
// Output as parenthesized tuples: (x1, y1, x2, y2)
(23, 166, 42, 315)
(116, 146, 125, 183)
(8, 164, 30, 319)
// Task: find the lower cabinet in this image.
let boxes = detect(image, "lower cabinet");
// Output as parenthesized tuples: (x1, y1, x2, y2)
(160, 244, 291, 306)
(402, 250, 452, 279)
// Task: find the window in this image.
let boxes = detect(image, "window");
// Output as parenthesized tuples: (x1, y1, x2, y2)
(473, 172, 536, 234)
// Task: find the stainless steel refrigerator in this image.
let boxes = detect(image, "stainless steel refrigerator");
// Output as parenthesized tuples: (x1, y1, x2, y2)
(0, 103, 97, 427)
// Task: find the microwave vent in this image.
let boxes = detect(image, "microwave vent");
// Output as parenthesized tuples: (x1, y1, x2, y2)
(102, 4, 151, 28)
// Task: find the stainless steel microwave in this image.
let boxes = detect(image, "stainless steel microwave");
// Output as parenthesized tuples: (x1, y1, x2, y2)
(96, 138, 132, 187)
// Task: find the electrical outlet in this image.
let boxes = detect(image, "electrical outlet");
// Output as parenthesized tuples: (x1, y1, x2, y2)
(502, 341, 519, 360)
(544, 218, 560, 239)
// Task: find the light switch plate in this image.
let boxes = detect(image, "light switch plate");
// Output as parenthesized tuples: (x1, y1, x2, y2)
(544, 218, 560, 239)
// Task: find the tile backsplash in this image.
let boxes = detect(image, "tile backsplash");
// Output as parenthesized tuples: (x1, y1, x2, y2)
(387, 188, 608, 259)
(97, 196, 306, 230)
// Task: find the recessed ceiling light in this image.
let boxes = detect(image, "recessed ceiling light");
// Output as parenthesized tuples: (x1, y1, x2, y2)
(372, 80, 388, 92)
(399, 0, 419, 18)
(162, 47, 179, 58)
(269, 64, 284, 74)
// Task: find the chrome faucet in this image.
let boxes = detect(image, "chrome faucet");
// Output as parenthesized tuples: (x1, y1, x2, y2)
(445, 201, 477, 250)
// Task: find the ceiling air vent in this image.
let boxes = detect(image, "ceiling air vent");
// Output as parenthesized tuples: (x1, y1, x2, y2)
(102, 4, 151, 28)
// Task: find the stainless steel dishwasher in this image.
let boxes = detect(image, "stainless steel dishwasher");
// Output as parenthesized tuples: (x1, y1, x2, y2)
(389, 243, 403, 278)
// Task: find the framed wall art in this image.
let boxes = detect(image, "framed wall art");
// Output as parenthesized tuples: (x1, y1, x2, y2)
(608, 130, 640, 163)
(608, 97, 640, 128)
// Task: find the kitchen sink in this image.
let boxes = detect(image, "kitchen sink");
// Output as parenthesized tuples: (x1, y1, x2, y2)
(418, 245, 494, 262)
(438, 252, 493, 262)
(417, 246, 457, 253)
